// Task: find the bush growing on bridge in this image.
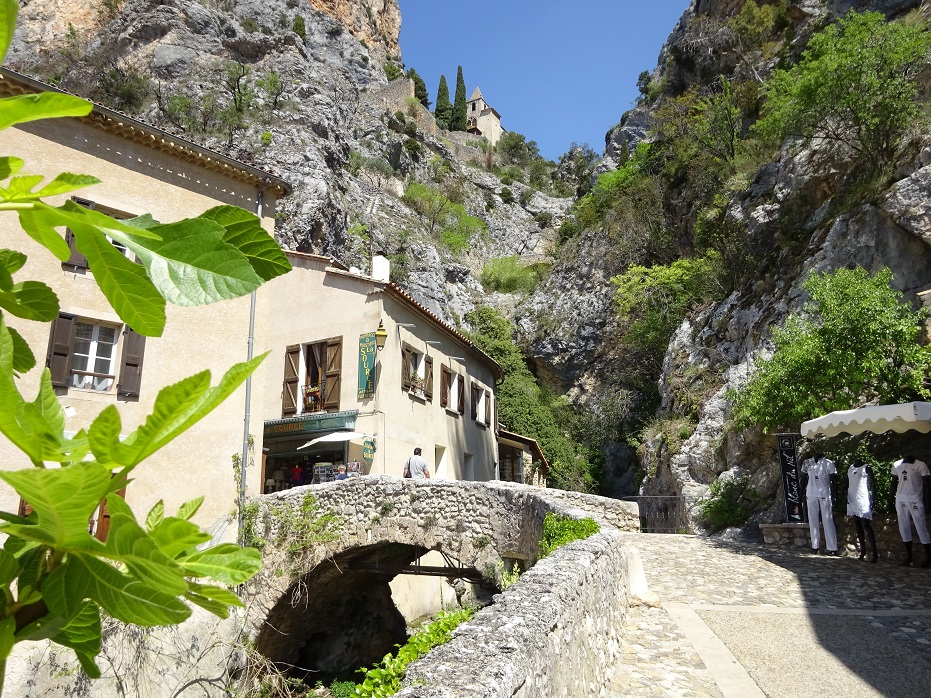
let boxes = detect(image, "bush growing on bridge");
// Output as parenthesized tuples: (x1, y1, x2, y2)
(355, 608, 475, 697)
(539, 513, 600, 557)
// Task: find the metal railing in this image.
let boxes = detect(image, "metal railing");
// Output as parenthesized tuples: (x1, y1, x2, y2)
(621, 495, 687, 533)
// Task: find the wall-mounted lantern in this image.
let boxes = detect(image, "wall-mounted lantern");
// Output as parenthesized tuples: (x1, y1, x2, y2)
(375, 319, 388, 351)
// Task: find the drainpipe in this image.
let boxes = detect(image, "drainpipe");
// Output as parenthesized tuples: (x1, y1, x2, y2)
(238, 183, 267, 544)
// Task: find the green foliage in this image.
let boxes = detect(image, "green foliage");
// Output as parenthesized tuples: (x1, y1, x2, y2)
(699, 477, 752, 531)
(518, 187, 533, 207)
(464, 307, 597, 492)
(384, 61, 403, 81)
(240, 16, 259, 33)
(0, 3, 287, 683)
(406, 68, 430, 108)
(480, 257, 539, 294)
(247, 494, 343, 567)
(330, 680, 356, 698)
(99, 63, 150, 114)
(403, 137, 421, 159)
(499, 187, 514, 204)
(539, 512, 600, 557)
(556, 143, 599, 198)
(612, 253, 724, 352)
(433, 75, 452, 129)
(402, 182, 486, 252)
(451, 65, 467, 131)
(355, 608, 474, 697)
(292, 14, 306, 42)
(256, 72, 285, 110)
(496, 131, 540, 168)
(261, 131, 273, 147)
(731, 267, 931, 433)
(754, 11, 931, 165)
(728, 0, 790, 51)
(534, 210, 553, 229)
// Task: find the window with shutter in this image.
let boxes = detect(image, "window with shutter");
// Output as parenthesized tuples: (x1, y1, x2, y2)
(471, 381, 480, 420)
(485, 389, 492, 426)
(440, 364, 450, 408)
(457, 375, 465, 415)
(47, 313, 77, 387)
(282, 344, 301, 415)
(63, 197, 94, 271)
(423, 356, 433, 400)
(323, 337, 342, 411)
(117, 328, 146, 398)
(401, 347, 412, 390)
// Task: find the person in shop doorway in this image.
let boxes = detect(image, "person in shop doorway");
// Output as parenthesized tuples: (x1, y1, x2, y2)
(290, 461, 305, 487)
(847, 459, 877, 563)
(404, 447, 430, 479)
(800, 453, 838, 555)
(891, 454, 931, 567)
(335, 464, 348, 481)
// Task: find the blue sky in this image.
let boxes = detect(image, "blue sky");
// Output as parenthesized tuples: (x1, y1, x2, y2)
(397, 1, 691, 161)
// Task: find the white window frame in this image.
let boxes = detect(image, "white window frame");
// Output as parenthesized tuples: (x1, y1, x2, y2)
(70, 320, 120, 392)
(473, 385, 486, 425)
(447, 372, 461, 413)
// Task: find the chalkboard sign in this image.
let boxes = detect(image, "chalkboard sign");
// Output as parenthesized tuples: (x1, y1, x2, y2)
(777, 433, 803, 522)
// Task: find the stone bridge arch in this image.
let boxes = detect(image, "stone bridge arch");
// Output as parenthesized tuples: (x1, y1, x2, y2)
(241, 477, 548, 681)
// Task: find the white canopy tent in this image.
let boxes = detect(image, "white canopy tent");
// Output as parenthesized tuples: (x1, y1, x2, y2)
(296, 431, 373, 450)
(800, 402, 931, 438)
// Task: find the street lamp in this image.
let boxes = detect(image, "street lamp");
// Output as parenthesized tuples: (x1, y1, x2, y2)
(375, 319, 388, 351)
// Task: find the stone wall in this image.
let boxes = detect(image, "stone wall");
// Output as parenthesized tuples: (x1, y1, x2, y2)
(398, 531, 631, 698)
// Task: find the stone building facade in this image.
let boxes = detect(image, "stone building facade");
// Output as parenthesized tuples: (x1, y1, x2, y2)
(466, 86, 504, 147)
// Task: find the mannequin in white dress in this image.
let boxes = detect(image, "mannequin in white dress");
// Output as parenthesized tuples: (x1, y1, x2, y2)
(847, 460, 877, 563)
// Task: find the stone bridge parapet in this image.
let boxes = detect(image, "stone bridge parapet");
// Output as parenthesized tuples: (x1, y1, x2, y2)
(243, 477, 641, 693)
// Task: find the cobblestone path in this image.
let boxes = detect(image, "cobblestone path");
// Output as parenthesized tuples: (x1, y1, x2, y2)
(605, 534, 931, 697)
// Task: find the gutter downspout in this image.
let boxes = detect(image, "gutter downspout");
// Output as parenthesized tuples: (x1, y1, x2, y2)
(238, 184, 266, 543)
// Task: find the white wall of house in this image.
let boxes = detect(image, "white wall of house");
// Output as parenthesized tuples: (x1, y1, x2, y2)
(0, 116, 279, 534)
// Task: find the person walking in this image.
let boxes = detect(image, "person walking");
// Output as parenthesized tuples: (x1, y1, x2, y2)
(404, 447, 430, 480)
(801, 453, 838, 555)
(892, 454, 931, 567)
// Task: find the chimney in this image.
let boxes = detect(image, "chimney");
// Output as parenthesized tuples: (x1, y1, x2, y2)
(372, 255, 391, 282)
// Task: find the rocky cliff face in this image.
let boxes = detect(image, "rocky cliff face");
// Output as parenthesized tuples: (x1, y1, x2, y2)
(530, 0, 931, 523)
(8, 0, 566, 327)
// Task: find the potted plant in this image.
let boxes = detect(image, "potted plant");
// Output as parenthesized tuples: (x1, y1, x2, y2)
(409, 372, 423, 393)
(303, 384, 321, 410)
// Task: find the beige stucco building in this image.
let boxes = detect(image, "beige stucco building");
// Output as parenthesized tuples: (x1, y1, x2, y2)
(256, 252, 502, 491)
(466, 86, 504, 148)
(0, 68, 289, 535)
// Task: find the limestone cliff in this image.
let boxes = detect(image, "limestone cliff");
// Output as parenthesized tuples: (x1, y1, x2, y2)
(520, 0, 931, 523)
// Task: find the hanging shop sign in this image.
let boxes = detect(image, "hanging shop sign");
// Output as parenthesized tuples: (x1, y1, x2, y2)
(358, 332, 376, 400)
(264, 411, 357, 437)
(776, 433, 803, 523)
(362, 439, 376, 462)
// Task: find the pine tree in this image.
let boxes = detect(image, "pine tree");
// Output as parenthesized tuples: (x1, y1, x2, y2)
(292, 15, 306, 43)
(451, 65, 467, 131)
(407, 68, 430, 109)
(434, 74, 452, 130)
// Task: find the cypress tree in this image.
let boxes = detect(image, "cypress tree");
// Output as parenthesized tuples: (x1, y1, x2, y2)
(407, 68, 430, 108)
(434, 74, 452, 130)
(451, 65, 467, 131)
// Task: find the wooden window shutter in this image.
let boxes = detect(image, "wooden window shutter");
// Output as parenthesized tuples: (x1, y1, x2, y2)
(46, 313, 77, 387)
(471, 381, 480, 420)
(324, 337, 342, 410)
(485, 389, 492, 426)
(116, 328, 146, 397)
(440, 364, 450, 407)
(401, 347, 412, 390)
(423, 356, 434, 400)
(494, 395, 499, 434)
(63, 197, 94, 270)
(457, 375, 465, 415)
(93, 486, 126, 542)
(282, 344, 301, 415)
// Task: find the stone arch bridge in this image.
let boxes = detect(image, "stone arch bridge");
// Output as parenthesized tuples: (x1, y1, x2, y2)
(241, 476, 641, 695)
